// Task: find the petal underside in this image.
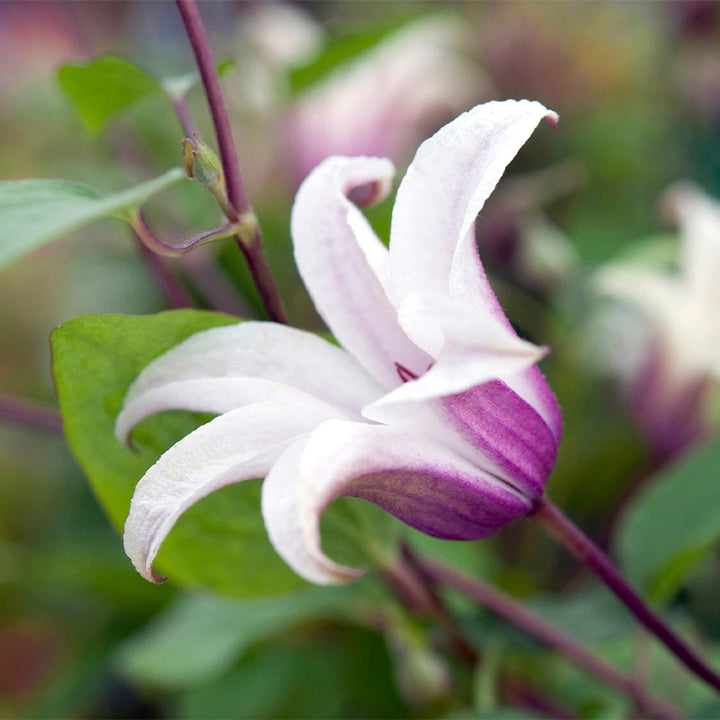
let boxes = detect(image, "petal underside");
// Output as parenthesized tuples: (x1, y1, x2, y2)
(262, 419, 532, 585)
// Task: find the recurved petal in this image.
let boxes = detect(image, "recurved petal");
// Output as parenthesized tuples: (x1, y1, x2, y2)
(291, 156, 431, 388)
(262, 419, 531, 585)
(122, 321, 384, 417)
(115, 377, 357, 445)
(124, 398, 343, 584)
(390, 100, 557, 345)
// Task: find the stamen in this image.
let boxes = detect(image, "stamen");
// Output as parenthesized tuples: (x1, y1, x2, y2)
(395, 362, 419, 383)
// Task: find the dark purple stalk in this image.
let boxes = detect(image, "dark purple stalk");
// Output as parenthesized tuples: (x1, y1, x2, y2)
(0, 394, 63, 434)
(415, 554, 676, 719)
(175, 0, 247, 216)
(175, 0, 289, 324)
(531, 496, 720, 695)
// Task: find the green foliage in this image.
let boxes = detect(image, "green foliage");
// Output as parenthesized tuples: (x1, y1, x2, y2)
(51, 311, 307, 597)
(0, 170, 184, 270)
(58, 56, 164, 134)
(115, 584, 370, 688)
(176, 625, 408, 719)
(617, 436, 720, 604)
(58, 55, 236, 133)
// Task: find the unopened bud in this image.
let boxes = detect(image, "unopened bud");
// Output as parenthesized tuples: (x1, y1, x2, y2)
(182, 134, 235, 218)
(182, 134, 222, 185)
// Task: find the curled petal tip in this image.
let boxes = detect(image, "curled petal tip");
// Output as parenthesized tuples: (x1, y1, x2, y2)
(149, 569, 168, 584)
(544, 110, 559, 129)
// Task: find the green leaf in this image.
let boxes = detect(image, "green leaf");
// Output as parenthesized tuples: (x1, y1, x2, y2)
(616, 436, 720, 604)
(116, 584, 368, 688)
(58, 56, 164, 133)
(52, 311, 307, 597)
(0, 169, 184, 270)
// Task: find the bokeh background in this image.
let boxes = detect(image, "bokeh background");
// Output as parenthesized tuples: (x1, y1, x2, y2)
(2, 1, 720, 717)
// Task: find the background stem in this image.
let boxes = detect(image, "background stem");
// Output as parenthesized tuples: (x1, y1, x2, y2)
(380, 552, 577, 719)
(531, 496, 720, 695)
(415, 553, 676, 719)
(0, 394, 63, 434)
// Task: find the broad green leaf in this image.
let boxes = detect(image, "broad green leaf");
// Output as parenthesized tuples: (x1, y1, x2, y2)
(58, 56, 164, 133)
(0, 169, 184, 270)
(616, 436, 720, 604)
(52, 311, 307, 597)
(116, 584, 368, 688)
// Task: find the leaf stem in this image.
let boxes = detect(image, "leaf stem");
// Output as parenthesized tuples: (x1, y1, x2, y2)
(414, 553, 677, 719)
(531, 496, 720, 695)
(0, 394, 63, 434)
(175, 0, 289, 324)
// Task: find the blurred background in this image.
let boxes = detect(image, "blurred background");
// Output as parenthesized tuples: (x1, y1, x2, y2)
(2, 1, 720, 717)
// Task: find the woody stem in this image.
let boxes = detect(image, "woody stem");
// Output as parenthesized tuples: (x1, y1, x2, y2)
(531, 495, 720, 695)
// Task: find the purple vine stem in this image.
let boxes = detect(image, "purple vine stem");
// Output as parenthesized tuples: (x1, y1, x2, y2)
(414, 553, 676, 719)
(381, 557, 576, 719)
(0, 394, 63, 434)
(531, 496, 720, 695)
(175, 0, 288, 324)
(175, 0, 246, 216)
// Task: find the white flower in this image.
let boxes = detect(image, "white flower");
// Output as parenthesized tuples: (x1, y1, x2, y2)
(116, 100, 561, 585)
(596, 184, 720, 457)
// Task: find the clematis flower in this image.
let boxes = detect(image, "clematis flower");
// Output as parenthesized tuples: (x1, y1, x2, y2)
(596, 184, 720, 459)
(116, 100, 562, 585)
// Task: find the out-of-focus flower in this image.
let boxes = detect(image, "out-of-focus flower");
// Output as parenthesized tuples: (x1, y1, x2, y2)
(285, 16, 486, 183)
(596, 184, 720, 459)
(477, 162, 583, 295)
(116, 100, 561, 586)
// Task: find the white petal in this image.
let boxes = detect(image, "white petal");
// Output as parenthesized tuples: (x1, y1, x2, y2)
(115, 377, 358, 445)
(262, 419, 531, 585)
(124, 399, 342, 583)
(389, 100, 557, 347)
(373, 292, 546, 404)
(261, 436, 364, 585)
(122, 321, 384, 416)
(291, 156, 431, 388)
(665, 183, 720, 312)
